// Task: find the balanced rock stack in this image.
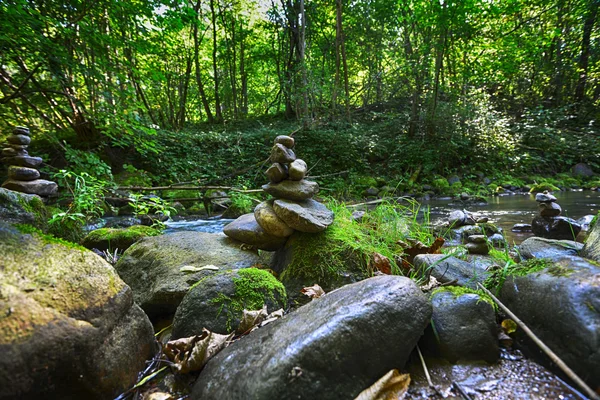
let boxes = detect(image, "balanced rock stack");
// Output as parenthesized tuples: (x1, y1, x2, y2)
(1, 126, 58, 197)
(531, 191, 581, 240)
(223, 135, 334, 251)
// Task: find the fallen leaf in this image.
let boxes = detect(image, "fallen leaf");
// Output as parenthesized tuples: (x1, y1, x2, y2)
(370, 252, 392, 274)
(146, 392, 174, 400)
(164, 329, 233, 374)
(179, 265, 219, 273)
(301, 284, 325, 299)
(354, 370, 410, 400)
(260, 308, 284, 327)
(501, 319, 518, 334)
(236, 305, 268, 334)
(419, 276, 441, 291)
(399, 237, 445, 272)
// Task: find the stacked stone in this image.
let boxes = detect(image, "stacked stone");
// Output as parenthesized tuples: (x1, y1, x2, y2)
(531, 191, 581, 240)
(1, 126, 57, 197)
(223, 135, 334, 251)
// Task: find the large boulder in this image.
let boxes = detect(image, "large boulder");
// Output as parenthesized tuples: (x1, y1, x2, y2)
(0, 187, 48, 229)
(499, 256, 600, 389)
(571, 163, 594, 177)
(172, 269, 287, 337)
(531, 216, 581, 240)
(115, 232, 263, 319)
(519, 236, 583, 260)
(413, 254, 491, 290)
(192, 276, 432, 400)
(425, 288, 498, 363)
(581, 215, 600, 262)
(81, 225, 161, 252)
(0, 223, 155, 400)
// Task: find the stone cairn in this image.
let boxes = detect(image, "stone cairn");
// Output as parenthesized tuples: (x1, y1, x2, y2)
(1, 126, 58, 197)
(223, 135, 334, 251)
(531, 191, 581, 240)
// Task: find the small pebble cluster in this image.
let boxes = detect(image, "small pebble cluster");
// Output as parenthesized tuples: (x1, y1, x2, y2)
(1, 126, 57, 196)
(223, 135, 334, 250)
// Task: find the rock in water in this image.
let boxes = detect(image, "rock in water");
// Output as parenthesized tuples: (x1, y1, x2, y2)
(115, 231, 263, 319)
(519, 237, 583, 260)
(223, 213, 288, 251)
(191, 276, 432, 400)
(531, 216, 581, 240)
(539, 201, 561, 217)
(288, 159, 307, 181)
(270, 143, 296, 164)
(448, 210, 466, 228)
(273, 198, 334, 233)
(535, 192, 557, 203)
(265, 163, 288, 183)
(262, 179, 319, 201)
(254, 200, 294, 237)
(0, 223, 156, 400)
(2, 179, 58, 196)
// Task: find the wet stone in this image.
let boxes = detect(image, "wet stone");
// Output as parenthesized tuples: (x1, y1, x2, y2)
(270, 143, 296, 164)
(539, 201, 561, 217)
(274, 135, 294, 148)
(265, 163, 288, 183)
(7, 134, 31, 145)
(288, 159, 307, 181)
(8, 166, 40, 181)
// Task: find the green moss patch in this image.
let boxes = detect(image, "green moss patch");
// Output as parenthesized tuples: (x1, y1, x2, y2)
(483, 258, 551, 292)
(81, 225, 160, 251)
(431, 285, 497, 311)
(529, 183, 560, 193)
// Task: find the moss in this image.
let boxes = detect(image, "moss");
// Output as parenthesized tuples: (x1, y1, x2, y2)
(81, 225, 160, 251)
(483, 258, 552, 292)
(15, 224, 87, 251)
(0, 188, 48, 230)
(431, 285, 498, 311)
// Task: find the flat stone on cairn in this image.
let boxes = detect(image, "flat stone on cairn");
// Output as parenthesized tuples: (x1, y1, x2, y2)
(532, 190, 581, 240)
(224, 135, 334, 250)
(1, 126, 57, 197)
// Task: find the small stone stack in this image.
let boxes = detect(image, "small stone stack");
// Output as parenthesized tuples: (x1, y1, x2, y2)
(531, 191, 581, 240)
(1, 126, 57, 197)
(224, 135, 334, 251)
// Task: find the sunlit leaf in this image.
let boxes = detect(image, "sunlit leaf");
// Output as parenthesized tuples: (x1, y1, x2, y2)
(355, 370, 410, 400)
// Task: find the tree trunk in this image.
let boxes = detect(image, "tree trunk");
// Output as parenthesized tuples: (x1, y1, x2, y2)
(575, 0, 598, 103)
(210, 0, 223, 122)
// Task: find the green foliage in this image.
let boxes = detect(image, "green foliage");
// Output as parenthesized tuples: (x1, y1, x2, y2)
(128, 193, 177, 230)
(63, 144, 112, 180)
(114, 164, 154, 187)
(228, 192, 256, 215)
(431, 285, 497, 312)
(15, 224, 87, 250)
(483, 258, 551, 292)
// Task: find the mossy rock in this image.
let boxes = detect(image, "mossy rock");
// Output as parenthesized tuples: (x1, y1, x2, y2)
(172, 268, 287, 336)
(529, 183, 560, 193)
(0, 222, 155, 399)
(0, 187, 48, 230)
(81, 225, 161, 251)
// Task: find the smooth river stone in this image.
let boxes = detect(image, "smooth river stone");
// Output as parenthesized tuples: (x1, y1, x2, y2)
(8, 166, 40, 181)
(535, 192, 557, 203)
(0, 155, 43, 168)
(223, 213, 287, 251)
(274, 135, 294, 148)
(7, 134, 31, 145)
(273, 199, 334, 233)
(254, 200, 294, 237)
(2, 179, 58, 196)
(1, 148, 17, 157)
(265, 163, 288, 183)
(270, 143, 296, 164)
(13, 126, 30, 136)
(262, 179, 319, 201)
(539, 201, 561, 217)
(288, 159, 307, 181)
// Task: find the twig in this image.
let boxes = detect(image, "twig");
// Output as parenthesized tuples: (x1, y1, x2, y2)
(452, 381, 474, 400)
(346, 196, 409, 208)
(309, 170, 349, 179)
(416, 345, 433, 387)
(477, 283, 600, 400)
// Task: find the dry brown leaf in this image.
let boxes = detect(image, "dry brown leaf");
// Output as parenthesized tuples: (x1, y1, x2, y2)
(164, 329, 233, 374)
(301, 284, 325, 299)
(401, 237, 445, 267)
(236, 305, 268, 334)
(419, 275, 441, 291)
(370, 252, 392, 275)
(260, 308, 284, 327)
(354, 370, 410, 400)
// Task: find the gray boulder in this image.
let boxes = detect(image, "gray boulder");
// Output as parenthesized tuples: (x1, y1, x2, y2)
(581, 216, 600, 262)
(115, 231, 263, 318)
(192, 276, 432, 400)
(172, 269, 287, 337)
(499, 255, 600, 388)
(0, 223, 155, 400)
(413, 254, 491, 290)
(262, 179, 319, 201)
(273, 198, 334, 233)
(519, 237, 583, 260)
(448, 210, 466, 228)
(532, 216, 582, 240)
(2, 179, 58, 196)
(571, 163, 594, 177)
(223, 213, 288, 251)
(0, 187, 48, 229)
(427, 289, 498, 363)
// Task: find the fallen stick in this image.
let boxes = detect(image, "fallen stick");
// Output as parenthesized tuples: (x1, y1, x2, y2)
(452, 381, 473, 400)
(416, 345, 432, 388)
(477, 283, 600, 400)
